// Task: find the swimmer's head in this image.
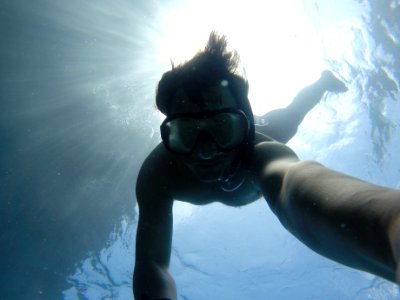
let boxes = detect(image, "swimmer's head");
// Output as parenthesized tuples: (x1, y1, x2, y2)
(156, 32, 255, 181)
(156, 32, 254, 130)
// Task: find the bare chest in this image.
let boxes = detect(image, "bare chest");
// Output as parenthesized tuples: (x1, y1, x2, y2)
(171, 174, 262, 207)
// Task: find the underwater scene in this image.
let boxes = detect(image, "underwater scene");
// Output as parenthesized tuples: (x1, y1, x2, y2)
(1, 0, 400, 299)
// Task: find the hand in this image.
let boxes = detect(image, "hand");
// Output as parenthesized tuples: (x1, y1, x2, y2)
(320, 70, 348, 93)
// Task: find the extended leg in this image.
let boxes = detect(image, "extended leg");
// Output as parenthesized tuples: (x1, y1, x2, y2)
(255, 71, 347, 143)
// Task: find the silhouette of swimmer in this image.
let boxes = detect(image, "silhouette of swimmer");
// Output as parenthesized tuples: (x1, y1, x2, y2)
(133, 32, 400, 300)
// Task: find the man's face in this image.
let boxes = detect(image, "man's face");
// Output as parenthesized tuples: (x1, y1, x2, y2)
(166, 82, 242, 182)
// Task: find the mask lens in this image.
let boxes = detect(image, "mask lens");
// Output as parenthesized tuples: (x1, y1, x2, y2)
(161, 118, 199, 154)
(161, 110, 249, 154)
(210, 112, 247, 150)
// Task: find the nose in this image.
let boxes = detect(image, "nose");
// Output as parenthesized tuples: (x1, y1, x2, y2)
(192, 132, 220, 160)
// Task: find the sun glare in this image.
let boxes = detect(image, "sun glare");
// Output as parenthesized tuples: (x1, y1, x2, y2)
(157, 0, 326, 115)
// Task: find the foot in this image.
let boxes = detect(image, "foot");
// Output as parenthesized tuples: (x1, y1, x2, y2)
(320, 70, 348, 93)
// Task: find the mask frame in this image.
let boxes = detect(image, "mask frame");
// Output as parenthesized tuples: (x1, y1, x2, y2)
(160, 108, 250, 155)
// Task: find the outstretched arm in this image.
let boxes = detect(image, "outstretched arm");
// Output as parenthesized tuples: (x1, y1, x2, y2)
(134, 156, 177, 300)
(253, 142, 400, 283)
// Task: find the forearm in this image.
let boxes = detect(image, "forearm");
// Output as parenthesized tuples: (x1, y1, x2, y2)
(270, 160, 400, 282)
(133, 261, 177, 300)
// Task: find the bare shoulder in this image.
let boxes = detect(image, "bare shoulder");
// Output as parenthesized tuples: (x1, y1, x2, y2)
(249, 138, 300, 206)
(251, 136, 299, 172)
(137, 143, 176, 179)
(136, 143, 183, 205)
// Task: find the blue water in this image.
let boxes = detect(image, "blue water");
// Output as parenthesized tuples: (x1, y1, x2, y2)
(1, 0, 399, 299)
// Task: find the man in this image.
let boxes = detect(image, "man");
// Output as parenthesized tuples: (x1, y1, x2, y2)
(133, 32, 400, 300)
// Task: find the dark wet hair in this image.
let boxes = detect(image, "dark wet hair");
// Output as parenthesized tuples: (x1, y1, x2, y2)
(156, 32, 254, 124)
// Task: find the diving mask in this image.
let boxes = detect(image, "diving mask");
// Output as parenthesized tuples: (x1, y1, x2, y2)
(161, 108, 249, 155)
